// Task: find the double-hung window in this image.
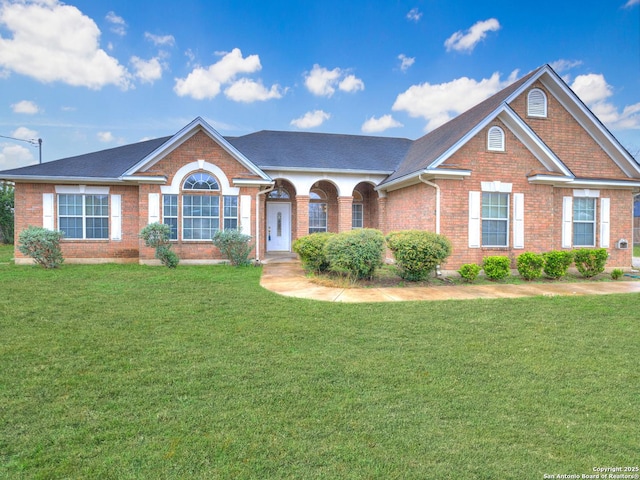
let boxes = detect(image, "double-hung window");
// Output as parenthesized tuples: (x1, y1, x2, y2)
(573, 197, 596, 246)
(481, 192, 509, 247)
(58, 194, 109, 239)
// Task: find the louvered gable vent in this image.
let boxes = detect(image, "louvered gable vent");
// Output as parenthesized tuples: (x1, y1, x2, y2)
(487, 126, 505, 151)
(527, 88, 547, 117)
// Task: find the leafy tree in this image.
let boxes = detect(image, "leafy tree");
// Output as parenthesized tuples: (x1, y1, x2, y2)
(0, 182, 14, 244)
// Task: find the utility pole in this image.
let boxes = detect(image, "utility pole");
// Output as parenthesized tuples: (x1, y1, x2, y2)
(0, 134, 43, 164)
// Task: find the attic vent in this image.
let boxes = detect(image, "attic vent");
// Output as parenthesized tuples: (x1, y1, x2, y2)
(527, 88, 547, 117)
(487, 126, 505, 152)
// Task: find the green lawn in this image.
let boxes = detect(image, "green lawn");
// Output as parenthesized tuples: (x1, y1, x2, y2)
(1, 245, 639, 478)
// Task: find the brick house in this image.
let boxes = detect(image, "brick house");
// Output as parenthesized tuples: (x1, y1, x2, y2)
(2, 64, 639, 270)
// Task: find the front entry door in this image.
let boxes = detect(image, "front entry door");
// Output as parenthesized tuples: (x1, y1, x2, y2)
(266, 203, 291, 252)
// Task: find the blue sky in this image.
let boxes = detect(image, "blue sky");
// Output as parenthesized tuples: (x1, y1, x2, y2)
(1, 0, 639, 168)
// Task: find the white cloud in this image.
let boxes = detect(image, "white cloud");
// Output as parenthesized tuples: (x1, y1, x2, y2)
(0, 143, 34, 169)
(361, 115, 403, 133)
(392, 71, 515, 131)
(97, 131, 115, 142)
(224, 78, 283, 102)
(290, 110, 330, 129)
(0, 0, 131, 90)
(174, 48, 262, 100)
(12, 100, 40, 114)
(571, 73, 640, 130)
(304, 64, 364, 97)
(549, 59, 583, 73)
(106, 11, 126, 36)
(398, 54, 415, 72)
(339, 74, 364, 93)
(406, 8, 422, 22)
(131, 56, 163, 84)
(444, 18, 501, 53)
(12, 126, 38, 141)
(145, 32, 175, 47)
(623, 0, 639, 8)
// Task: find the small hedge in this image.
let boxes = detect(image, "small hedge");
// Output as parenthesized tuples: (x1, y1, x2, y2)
(458, 263, 481, 283)
(140, 222, 179, 268)
(386, 230, 452, 281)
(213, 229, 253, 266)
(516, 252, 544, 281)
(573, 248, 608, 278)
(18, 226, 64, 269)
(325, 229, 385, 280)
(542, 250, 573, 279)
(482, 255, 511, 281)
(292, 232, 335, 273)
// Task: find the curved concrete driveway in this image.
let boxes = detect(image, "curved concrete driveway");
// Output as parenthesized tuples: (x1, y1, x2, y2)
(260, 257, 640, 303)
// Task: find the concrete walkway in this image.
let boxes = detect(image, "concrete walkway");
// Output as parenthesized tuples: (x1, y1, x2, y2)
(260, 255, 640, 303)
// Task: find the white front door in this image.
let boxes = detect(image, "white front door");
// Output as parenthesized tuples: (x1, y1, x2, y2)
(266, 202, 291, 251)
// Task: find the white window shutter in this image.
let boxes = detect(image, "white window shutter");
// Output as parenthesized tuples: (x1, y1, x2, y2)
(111, 194, 122, 240)
(513, 193, 524, 249)
(239, 195, 251, 235)
(469, 191, 481, 248)
(43, 193, 54, 230)
(148, 193, 160, 224)
(562, 196, 573, 248)
(600, 197, 610, 248)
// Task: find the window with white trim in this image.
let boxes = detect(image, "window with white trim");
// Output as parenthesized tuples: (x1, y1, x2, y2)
(309, 189, 327, 233)
(352, 191, 363, 228)
(58, 194, 109, 239)
(487, 126, 505, 152)
(482, 192, 509, 247)
(527, 88, 547, 118)
(163, 194, 178, 240)
(573, 197, 596, 246)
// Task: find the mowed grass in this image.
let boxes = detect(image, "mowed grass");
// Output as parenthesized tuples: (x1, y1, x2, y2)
(0, 244, 638, 478)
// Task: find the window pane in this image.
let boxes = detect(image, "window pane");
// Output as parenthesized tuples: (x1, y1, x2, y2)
(481, 193, 509, 246)
(482, 219, 508, 246)
(573, 198, 596, 246)
(182, 195, 219, 240)
(309, 203, 327, 233)
(58, 194, 82, 216)
(163, 195, 178, 240)
(86, 217, 108, 239)
(59, 216, 83, 239)
(183, 173, 219, 190)
(352, 204, 363, 228)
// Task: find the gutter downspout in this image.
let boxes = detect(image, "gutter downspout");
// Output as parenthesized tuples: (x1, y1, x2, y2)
(255, 184, 275, 263)
(419, 174, 442, 276)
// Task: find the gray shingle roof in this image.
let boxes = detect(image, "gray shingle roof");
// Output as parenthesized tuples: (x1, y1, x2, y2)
(227, 130, 412, 172)
(0, 136, 172, 179)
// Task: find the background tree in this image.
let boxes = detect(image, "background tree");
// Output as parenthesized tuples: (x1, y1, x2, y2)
(0, 182, 14, 244)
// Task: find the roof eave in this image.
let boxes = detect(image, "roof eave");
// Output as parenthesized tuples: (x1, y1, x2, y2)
(261, 165, 394, 175)
(528, 175, 640, 189)
(378, 168, 471, 192)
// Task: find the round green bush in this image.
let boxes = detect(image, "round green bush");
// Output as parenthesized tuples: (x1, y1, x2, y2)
(573, 248, 608, 278)
(386, 230, 452, 281)
(458, 263, 481, 283)
(18, 226, 64, 269)
(516, 252, 544, 280)
(292, 232, 335, 273)
(482, 255, 511, 281)
(213, 229, 253, 266)
(324, 229, 385, 280)
(543, 250, 574, 279)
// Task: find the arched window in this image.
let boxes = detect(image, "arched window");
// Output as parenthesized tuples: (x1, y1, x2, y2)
(487, 126, 505, 152)
(183, 172, 219, 190)
(268, 187, 290, 199)
(527, 88, 547, 118)
(309, 189, 327, 233)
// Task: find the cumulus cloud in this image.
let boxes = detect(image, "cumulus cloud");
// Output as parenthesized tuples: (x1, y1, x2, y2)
(392, 71, 517, 131)
(444, 18, 501, 53)
(571, 73, 640, 130)
(224, 78, 283, 102)
(145, 32, 175, 47)
(550, 59, 583, 73)
(406, 8, 422, 22)
(12, 126, 38, 141)
(0, 0, 131, 89)
(290, 110, 330, 129)
(174, 48, 264, 100)
(398, 54, 415, 72)
(131, 56, 163, 84)
(304, 64, 364, 97)
(0, 143, 35, 169)
(361, 115, 403, 133)
(12, 100, 40, 114)
(97, 131, 115, 143)
(106, 11, 126, 36)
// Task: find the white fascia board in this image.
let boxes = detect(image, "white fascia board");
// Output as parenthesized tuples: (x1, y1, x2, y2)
(498, 106, 573, 176)
(1, 175, 124, 184)
(123, 117, 271, 180)
(120, 175, 168, 184)
(261, 165, 394, 175)
(528, 175, 640, 189)
(232, 178, 275, 187)
(377, 168, 470, 192)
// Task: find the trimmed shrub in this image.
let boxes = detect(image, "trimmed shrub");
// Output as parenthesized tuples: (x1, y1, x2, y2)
(212, 229, 253, 266)
(482, 255, 511, 281)
(611, 268, 624, 280)
(573, 248, 608, 278)
(140, 222, 179, 268)
(386, 230, 452, 281)
(516, 252, 544, 281)
(292, 232, 334, 273)
(324, 229, 385, 280)
(18, 226, 64, 268)
(458, 263, 481, 283)
(0, 182, 14, 244)
(543, 250, 573, 279)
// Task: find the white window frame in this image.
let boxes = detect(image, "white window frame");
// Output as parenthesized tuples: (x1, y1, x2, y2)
(309, 189, 327, 234)
(57, 193, 110, 240)
(572, 197, 597, 247)
(481, 192, 510, 247)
